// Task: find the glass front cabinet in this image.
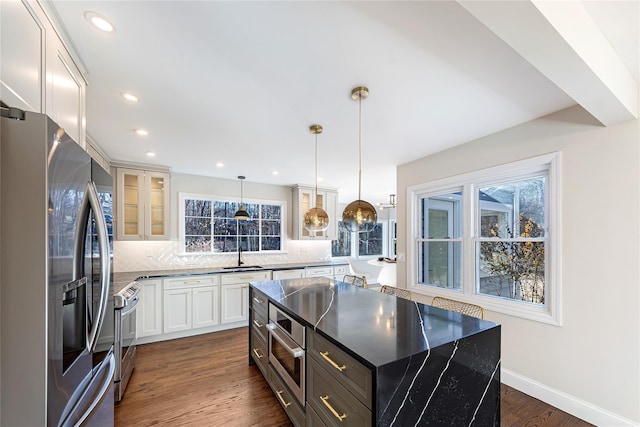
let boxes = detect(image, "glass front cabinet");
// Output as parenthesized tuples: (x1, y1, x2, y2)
(291, 185, 338, 240)
(116, 167, 170, 240)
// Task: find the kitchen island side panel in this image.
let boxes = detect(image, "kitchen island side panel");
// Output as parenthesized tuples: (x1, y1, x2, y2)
(376, 326, 501, 426)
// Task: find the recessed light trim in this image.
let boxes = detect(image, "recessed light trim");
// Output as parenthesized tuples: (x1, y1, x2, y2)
(122, 92, 139, 102)
(84, 11, 115, 32)
(134, 129, 148, 136)
(146, 151, 156, 157)
(216, 162, 224, 168)
(272, 171, 279, 176)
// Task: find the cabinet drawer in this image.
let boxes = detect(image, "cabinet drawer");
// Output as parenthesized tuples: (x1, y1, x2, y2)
(306, 403, 328, 427)
(251, 289, 268, 315)
(221, 271, 271, 284)
(307, 357, 371, 427)
(272, 269, 305, 280)
(333, 265, 348, 276)
(250, 330, 268, 377)
(164, 274, 219, 289)
(305, 267, 333, 278)
(251, 306, 268, 342)
(267, 366, 305, 427)
(308, 329, 372, 409)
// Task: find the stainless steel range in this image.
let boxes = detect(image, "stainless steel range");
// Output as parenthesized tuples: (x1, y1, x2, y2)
(114, 281, 141, 403)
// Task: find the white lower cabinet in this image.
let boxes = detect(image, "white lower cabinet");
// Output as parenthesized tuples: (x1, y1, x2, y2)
(272, 269, 305, 280)
(221, 271, 271, 324)
(137, 279, 163, 338)
(305, 266, 334, 279)
(163, 275, 220, 334)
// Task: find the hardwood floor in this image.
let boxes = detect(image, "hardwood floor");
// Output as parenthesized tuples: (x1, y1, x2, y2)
(115, 328, 593, 426)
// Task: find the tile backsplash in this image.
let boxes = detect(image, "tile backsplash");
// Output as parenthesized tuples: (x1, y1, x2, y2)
(113, 239, 333, 272)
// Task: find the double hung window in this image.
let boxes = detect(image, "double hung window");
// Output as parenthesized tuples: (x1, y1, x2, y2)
(331, 221, 385, 258)
(408, 153, 560, 324)
(179, 193, 284, 254)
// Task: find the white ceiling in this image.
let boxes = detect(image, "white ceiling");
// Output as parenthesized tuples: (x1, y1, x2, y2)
(49, 0, 639, 204)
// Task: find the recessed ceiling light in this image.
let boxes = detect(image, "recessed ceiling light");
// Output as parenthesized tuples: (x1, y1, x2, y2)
(134, 129, 148, 136)
(122, 92, 139, 102)
(84, 11, 115, 32)
(317, 177, 324, 182)
(272, 171, 279, 176)
(146, 151, 156, 157)
(216, 162, 224, 168)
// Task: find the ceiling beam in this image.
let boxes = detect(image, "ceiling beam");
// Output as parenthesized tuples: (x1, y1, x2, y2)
(458, 0, 638, 126)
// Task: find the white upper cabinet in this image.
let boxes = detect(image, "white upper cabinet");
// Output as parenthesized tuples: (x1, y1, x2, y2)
(116, 167, 171, 240)
(291, 185, 338, 240)
(0, 0, 86, 147)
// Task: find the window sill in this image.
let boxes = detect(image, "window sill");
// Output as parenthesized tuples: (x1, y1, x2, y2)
(409, 285, 561, 326)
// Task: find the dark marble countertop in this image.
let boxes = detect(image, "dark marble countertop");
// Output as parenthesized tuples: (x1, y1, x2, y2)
(251, 277, 500, 368)
(112, 261, 348, 293)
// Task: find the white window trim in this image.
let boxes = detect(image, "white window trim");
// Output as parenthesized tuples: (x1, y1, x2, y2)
(178, 192, 287, 256)
(407, 153, 562, 325)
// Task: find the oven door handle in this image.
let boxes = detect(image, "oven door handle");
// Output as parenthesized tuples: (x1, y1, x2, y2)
(266, 323, 304, 358)
(119, 296, 140, 317)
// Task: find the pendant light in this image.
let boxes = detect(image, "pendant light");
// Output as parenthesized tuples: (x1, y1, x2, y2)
(303, 124, 330, 233)
(234, 176, 249, 219)
(342, 86, 377, 233)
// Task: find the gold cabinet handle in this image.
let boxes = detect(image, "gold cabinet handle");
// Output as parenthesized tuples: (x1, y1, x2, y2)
(182, 280, 200, 285)
(276, 390, 291, 408)
(252, 348, 264, 359)
(240, 276, 253, 280)
(253, 319, 264, 328)
(320, 395, 347, 421)
(253, 296, 264, 304)
(320, 351, 346, 372)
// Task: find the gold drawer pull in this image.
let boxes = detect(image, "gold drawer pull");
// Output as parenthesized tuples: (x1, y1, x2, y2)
(320, 395, 347, 421)
(252, 348, 264, 359)
(182, 280, 200, 284)
(240, 276, 253, 280)
(320, 351, 346, 372)
(253, 319, 264, 328)
(276, 390, 291, 408)
(253, 296, 264, 304)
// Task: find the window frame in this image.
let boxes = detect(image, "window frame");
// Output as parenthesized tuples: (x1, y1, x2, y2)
(407, 153, 562, 325)
(331, 220, 390, 259)
(178, 192, 287, 255)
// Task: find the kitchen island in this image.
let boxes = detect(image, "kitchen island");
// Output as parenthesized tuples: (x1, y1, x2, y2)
(249, 277, 501, 426)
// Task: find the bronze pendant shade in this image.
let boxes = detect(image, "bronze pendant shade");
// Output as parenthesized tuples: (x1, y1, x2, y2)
(342, 86, 377, 233)
(234, 175, 250, 220)
(303, 124, 329, 233)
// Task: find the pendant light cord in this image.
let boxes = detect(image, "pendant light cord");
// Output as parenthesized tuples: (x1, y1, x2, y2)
(358, 93, 362, 201)
(315, 133, 319, 198)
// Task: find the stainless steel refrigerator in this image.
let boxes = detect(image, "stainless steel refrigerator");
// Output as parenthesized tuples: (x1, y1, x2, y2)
(1, 107, 115, 426)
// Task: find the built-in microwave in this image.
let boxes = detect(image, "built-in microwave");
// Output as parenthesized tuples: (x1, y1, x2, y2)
(267, 303, 305, 405)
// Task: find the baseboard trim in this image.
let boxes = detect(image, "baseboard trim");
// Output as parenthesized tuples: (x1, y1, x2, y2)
(502, 368, 639, 427)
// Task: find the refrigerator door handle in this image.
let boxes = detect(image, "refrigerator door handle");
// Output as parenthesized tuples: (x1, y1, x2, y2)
(74, 181, 111, 353)
(60, 350, 116, 427)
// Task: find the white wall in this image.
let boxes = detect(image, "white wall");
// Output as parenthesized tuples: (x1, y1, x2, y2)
(396, 105, 639, 424)
(114, 173, 333, 272)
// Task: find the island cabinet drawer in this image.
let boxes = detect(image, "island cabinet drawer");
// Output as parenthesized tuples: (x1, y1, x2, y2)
(308, 330, 373, 409)
(251, 289, 268, 315)
(267, 366, 305, 427)
(249, 330, 268, 376)
(307, 357, 372, 427)
(164, 274, 219, 289)
(221, 271, 271, 285)
(306, 404, 328, 427)
(333, 265, 348, 276)
(251, 304, 268, 342)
